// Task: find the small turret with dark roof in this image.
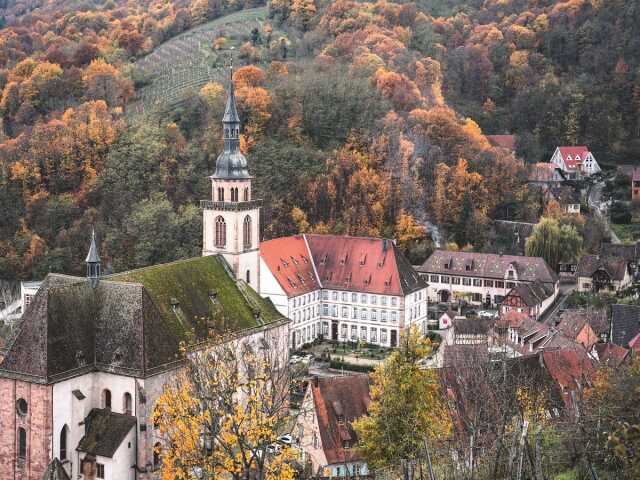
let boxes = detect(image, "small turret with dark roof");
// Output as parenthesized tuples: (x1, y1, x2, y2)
(213, 63, 251, 180)
(86, 228, 101, 288)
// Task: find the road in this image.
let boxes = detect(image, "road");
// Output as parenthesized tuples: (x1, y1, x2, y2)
(588, 180, 620, 244)
(540, 282, 575, 326)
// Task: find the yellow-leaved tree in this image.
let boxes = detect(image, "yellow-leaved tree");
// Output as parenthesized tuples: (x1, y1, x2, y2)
(153, 334, 298, 480)
(352, 328, 451, 471)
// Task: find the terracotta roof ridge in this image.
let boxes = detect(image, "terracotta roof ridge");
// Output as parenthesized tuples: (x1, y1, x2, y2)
(303, 234, 322, 289)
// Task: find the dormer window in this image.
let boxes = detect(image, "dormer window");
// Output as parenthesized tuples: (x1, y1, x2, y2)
(444, 258, 453, 269)
(360, 254, 367, 266)
(320, 254, 328, 266)
(340, 253, 348, 265)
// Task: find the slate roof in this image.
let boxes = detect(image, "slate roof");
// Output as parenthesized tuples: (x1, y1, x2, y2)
(42, 458, 71, 480)
(611, 304, 640, 348)
(77, 408, 136, 458)
(506, 281, 554, 307)
(600, 242, 639, 264)
(311, 375, 371, 465)
(85, 229, 100, 263)
(0, 256, 285, 383)
(443, 344, 489, 367)
(453, 317, 493, 335)
(261, 234, 426, 297)
(576, 255, 628, 281)
(419, 250, 557, 286)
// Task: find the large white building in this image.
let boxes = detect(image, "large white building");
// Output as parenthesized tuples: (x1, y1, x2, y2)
(418, 250, 558, 308)
(201, 71, 428, 350)
(259, 234, 428, 349)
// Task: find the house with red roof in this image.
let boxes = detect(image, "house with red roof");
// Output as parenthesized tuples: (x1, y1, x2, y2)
(260, 235, 428, 349)
(296, 375, 371, 478)
(549, 146, 600, 179)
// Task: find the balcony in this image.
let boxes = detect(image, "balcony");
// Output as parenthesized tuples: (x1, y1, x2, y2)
(200, 199, 262, 211)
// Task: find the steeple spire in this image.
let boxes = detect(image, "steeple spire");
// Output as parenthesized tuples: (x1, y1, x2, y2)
(86, 228, 101, 288)
(212, 58, 250, 179)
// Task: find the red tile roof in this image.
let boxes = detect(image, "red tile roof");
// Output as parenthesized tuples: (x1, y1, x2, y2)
(305, 234, 425, 296)
(487, 135, 516, 151)
(311, 375, 371, 465)
(629, 332, 640, 352)
(542, 347, 594, 394)
(558, 146, 589, 170)
(259, 236, 320, 297)
(594, 342, 629, 368)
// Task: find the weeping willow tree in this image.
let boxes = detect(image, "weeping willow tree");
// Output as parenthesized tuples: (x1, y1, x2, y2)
(525, 217, 583, 271)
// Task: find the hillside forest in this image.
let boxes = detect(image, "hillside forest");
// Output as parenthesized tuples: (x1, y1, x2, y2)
(0, 0, 639, 278)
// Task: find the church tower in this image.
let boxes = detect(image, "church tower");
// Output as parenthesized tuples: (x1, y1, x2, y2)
(202, 65, 261, 291)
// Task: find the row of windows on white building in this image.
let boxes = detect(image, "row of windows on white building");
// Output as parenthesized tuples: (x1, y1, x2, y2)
(293, 321, 395, 344)
(292, 290, 407, 308)
(428, 275, 518, 289)
(291, 304, 413, 324)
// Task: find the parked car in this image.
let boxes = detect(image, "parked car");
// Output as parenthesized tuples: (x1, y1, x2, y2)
(478, 310, 496, 318)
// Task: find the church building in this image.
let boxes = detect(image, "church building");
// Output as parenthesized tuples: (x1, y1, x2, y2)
(201, 70, 428, 348)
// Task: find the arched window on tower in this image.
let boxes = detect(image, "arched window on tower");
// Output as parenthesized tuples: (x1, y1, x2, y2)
(18, 427, 26, 460)
(60, 425, 68, 461)
(123, 392, 132, 416)
(243, 215, 252, 250)
(215, 216, 226, 247)
(102, 389, 111, 409)
(243, 187, 249, 202)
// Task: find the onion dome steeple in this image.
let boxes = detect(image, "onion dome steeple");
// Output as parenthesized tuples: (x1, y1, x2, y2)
(86, 228, 101, 288)
(213, 62, 251, 180)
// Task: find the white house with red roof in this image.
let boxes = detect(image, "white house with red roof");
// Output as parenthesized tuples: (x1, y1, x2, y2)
(259, 234, 428, 349)
(549, 146, 600, 179)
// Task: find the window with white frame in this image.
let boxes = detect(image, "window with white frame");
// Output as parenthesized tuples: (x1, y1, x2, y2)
(371, 295, 377, 305)
(322, 290, 329, 300)
(370, 328, 378, 343)
(381, 296, 387, 306)
(332, 305, 338, 317)
(361, 309, 368, 320)
(352, 307, 358, 319)
(323, 322, 329, 336)
(361, 293, 367, 303)
(391, 311, 397, 323)
(352, 293, 358, 302)
(371, 309, 378, 321)
(340, 324, 347, 337)
(351, 326, 358, 340)
(463, 278, 472, 286)
(473, 279, 482, 287)
(342, 292, 348, 302)
(381, 329, 388, 343)
(332, 291, 338, 300)
(391, 297, 398, 306)
(341, 306, 348, 318)
(360, 327, 367, 341)
(322, 304, 328, 316)
(381, 310, 388, 322)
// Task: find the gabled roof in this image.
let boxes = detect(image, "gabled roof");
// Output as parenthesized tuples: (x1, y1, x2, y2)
(593, 343, 629, 368)
(453, 317, 492, 335)
(611, 304, 640, 348)
(486, 135, 516, 151)
(311, 375, 371, 465)
(542, 347, 594, 394)
(259, 236, 320, 296)
(0, 256, 285, 383)
(261, 234, 426, 297)
(419, 250, 557, 285)
(577, 254, 628, 281)
(77, 408, 136, 458)
(557, 309, 609, 337)
(506, 281, 554, 307)
(557, 146, 589, 170)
